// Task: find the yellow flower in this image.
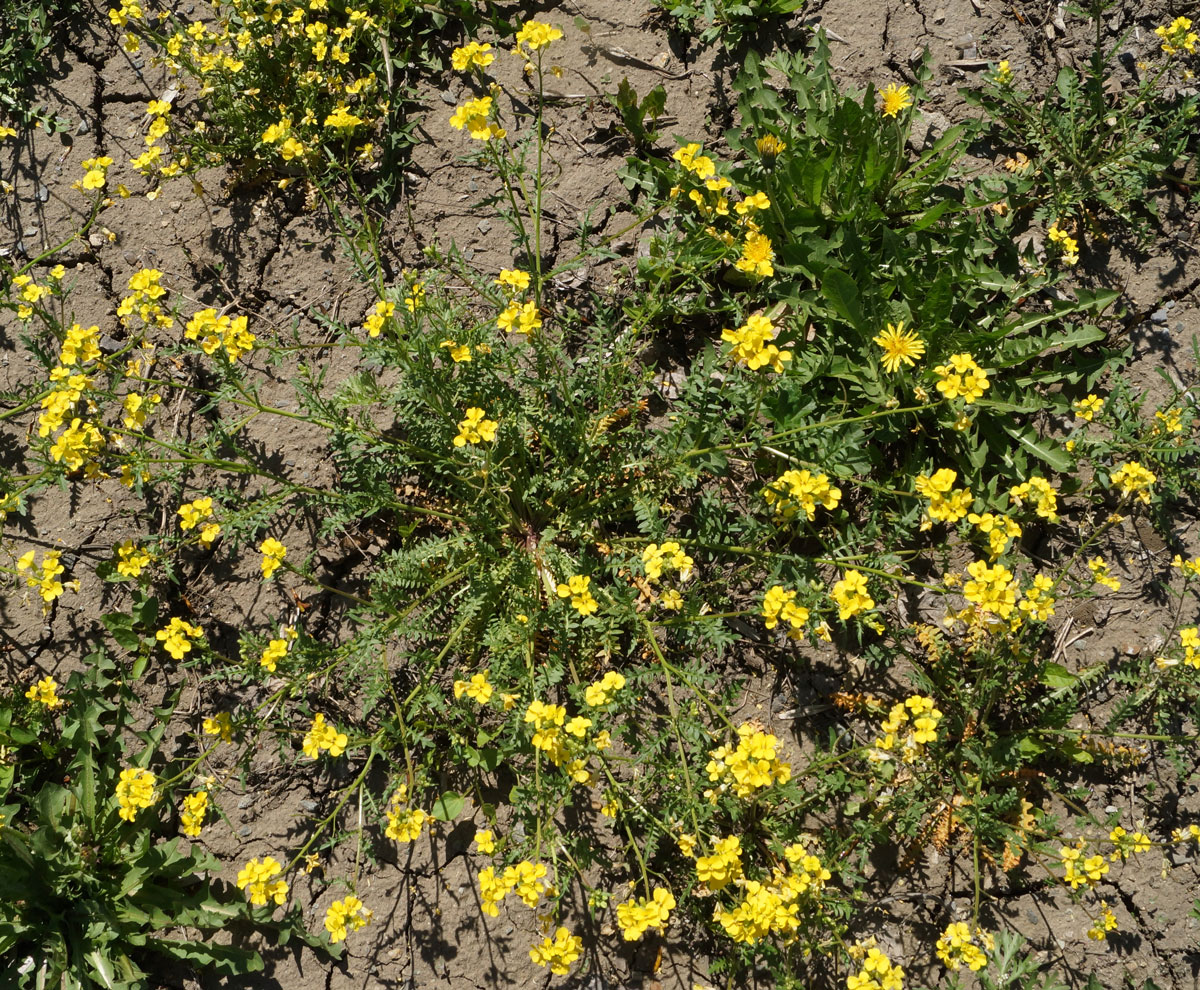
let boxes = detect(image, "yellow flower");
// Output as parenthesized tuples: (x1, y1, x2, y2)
(616, 887, 676, 941)
(528, 927, 581, 976)
(474, 828, 496, 854)
(514, 19, 563, 52)
(734, 230, 775, 277)
(302, 713, 348, 758)
(203, 712, 233, 743)
(156, 616, 203, 660)
(260, 537, 287, 579)
(323, 104, 364, 129)
(453, 407, 498, 446)
(556, 574, 599, 616)
(933, 352, 989, 403)
(584, 670, 626, 706)
(1109, 461, 1156, 504)
(116, 766, 158, 821)
(236, 856, 288, 906)
(879, 83, 913, 118)
(180, 789, 209, 837)
(453, 670, 494, 703)
(831, 570, 874, 620)
(25, 676, 63, 708)
(324, 896, 371, 943)
(452, 40, 495, 70)
(439, 340, 472, 362)
(385, 803, 429, 843)
(873, 322, 925, 373)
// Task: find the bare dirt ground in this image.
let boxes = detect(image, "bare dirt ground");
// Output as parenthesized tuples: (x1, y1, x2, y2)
(3, 0, 1200, 988)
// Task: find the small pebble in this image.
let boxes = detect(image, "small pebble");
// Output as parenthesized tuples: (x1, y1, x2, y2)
(37, 184, 49, 203)
(1105, 804, 1119, 814)
(299, 799, 318, 812)
(76, 116, 90, 135)
(237, 795, 254, 809)
(440, 88, 457, 106)
(1151, 309, 1169, 324)
(238, 825, 252, 837)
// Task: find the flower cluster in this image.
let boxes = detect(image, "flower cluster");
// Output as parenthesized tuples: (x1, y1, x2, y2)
(1073, 394, 1104, 421)
(454, 407, 498, 447)
(1017, 574, 1057, 622)
(872, 695, 942, 763)
(1087, 902, 1119, 941)
(302, 713, 348, 758)
(115, 541, 152, 578)
(762, 585, 809, 639)
(10, 267, 64, 319)
(514, 19, 563, 54)
(237, 856, 288, 907)
(846, 942, 904, 990)
(74, 155, 114, 192)
(528, 926, 581, 976)
(967, 511, 1022, 559)
(118, 269, 172, 330)
(16, 550, 70, 606)
(1047, 223, 1080, 266)
(116, 767, 158, 821)
(713, 842, 831, 944)
(478, 859, 549, 916)
(450, 94, 505, 142)
(556, 574, 598, 616)
(962, 560, 1018, 619)
(452, 40, 495, 72)
(722, 314, 791, 372)
(763, 469, 842, 522)
(1108, 825, 1152, 861)
(1088, 556, 1121, 592)
(695, 835, 743, 890)
(915, 468, 973, 526)
(183, 308, 256, 362)
(642, 541, 694, 582)
(25, 676, 63, 708)
(1009, 476, 1059, 522)
(831, 570, 875, 621)
(933, 352, 990, 403)
(325, 895, 372, 943)
(1109, 460, 1156, 504)
(259, 625, 298, 672)
(203, 712, 233, 743)
(385, 787, 429, 843)
(156, 616, 204, 660)
(1156, 16, 1197, 56)
(1060, 839, 1109, 889)
(180, 789, 209, 837)
(584, 670, 626, 707)
(936, 923, 993, 971)
(260, 537, 287, 579)
(178, 496, 221, 546)
(616, 886, 676, 941)
(706, 724, 791, 799)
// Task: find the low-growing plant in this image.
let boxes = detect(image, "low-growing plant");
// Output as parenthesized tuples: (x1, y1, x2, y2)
(658, 0, 807, 48)
(962, 0, 1199, 248)
(3, 6, 1200, 989)
(0, 648, 321, 987)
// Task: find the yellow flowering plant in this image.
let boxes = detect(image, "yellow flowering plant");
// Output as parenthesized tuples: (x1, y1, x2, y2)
(0, 650, 322, 983)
